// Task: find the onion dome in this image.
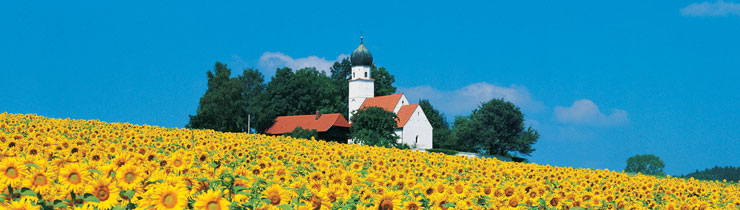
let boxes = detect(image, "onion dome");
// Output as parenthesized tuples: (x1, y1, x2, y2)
(350, 36, 373, 66)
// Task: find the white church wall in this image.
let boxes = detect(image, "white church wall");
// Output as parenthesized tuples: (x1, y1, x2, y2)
(348, 80, 374, 121)
(399, 106, 433, 149)
(392, 95, 409, 114)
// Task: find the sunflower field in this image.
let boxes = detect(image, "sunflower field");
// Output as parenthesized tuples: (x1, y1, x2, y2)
(0, 113, 738, 210)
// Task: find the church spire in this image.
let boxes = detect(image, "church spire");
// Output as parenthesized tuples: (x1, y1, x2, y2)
(351, 36, 373, 66)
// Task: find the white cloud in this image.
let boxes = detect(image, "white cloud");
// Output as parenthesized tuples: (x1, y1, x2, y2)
(399, 82, 545, 117)
(681, 0, 740, 17)
(257, 52, 348, 76)
(554, 99, 628, 126)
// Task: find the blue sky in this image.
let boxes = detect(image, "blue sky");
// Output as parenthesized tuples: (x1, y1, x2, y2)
(1, 0, 739, 175)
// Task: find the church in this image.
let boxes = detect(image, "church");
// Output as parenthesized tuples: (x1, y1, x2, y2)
(266, 38, 433, 149)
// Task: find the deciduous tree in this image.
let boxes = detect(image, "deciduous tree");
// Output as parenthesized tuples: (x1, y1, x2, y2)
(350, 107, 401, 148)
(625, 154, 666, 176)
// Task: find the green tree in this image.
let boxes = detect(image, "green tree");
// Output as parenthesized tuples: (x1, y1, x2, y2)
(285, 126, 318, 140)
(187, 62, 263, 132)
(417, 99, 454, 149)
(451, 98, 539, 157)
(238, 68, 265, 132)
(251, 67, 341, 133)
(625, 154, 666, 176)
(350, 107, 401, 148)
(330, 58, 352, 119)
(371, 65, 396, 96)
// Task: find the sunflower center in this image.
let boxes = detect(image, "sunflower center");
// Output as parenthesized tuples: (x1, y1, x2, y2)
(163, 193, 177, 208)
(328, 193, 337, 203)
(124, 172, 136, 183)
(268, 193, 281, 205)
(69, 172, 81, 184)
(34, 174, 47, 185)
(455, 186, 463, 194)
(379, 199, 394, 210)
(199, 155, 207, 162)
(96, 186, 110, 201)
(174, 159, 182, 167)
(5, 167, 18, 178)
(406, 203, 419, 210)
(438, 201, 448, 210)
(311, 195, 322, 210)
(206, 201, 219, 210)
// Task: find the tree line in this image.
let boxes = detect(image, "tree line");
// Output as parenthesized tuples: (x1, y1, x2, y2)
(680, 166, 740, 182)
(188, 59, 539, 161)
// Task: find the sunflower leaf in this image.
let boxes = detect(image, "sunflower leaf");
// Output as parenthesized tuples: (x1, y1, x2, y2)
(276, 204, 292, 210)
(82, 193, 101, 202)
(233, 186, 248, 192)
(88, 169, 103, 174)
(25, 163, 39, 168)
(19, 187, 36, 197)
(52, 200, 67, 208)
(442, 202, 456, 208)
(569, 207, 586, 210)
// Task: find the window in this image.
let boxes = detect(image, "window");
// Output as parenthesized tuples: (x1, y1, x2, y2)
(415, 135, 419, 145)
(353, 73, 355, 78)
(364, 72, 367, 78)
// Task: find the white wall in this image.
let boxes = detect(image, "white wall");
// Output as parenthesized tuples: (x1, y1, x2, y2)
(392, 95, 409, 113)
(348, 65, 374, 121)
(398, 106, 433, 149)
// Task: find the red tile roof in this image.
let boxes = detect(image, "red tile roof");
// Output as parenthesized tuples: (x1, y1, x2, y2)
(359, 93, 404, 112)
(265, 113, 350, 135)
(396, 104, 418, 128)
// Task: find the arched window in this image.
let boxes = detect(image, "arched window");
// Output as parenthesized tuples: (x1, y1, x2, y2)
(364, 72, 367, 78)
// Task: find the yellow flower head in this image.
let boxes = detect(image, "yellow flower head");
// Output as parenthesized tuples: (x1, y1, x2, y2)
(59, 163, 90, 193)
(193, 189, 230, 210)
(147, 183, 189, 209)
(263, 184, 292, 206)
(0, 157, 28, 189)
(85, 174, 120, 210)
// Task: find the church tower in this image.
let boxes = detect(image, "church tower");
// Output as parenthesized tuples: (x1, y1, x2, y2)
(348, 37, 374, 121)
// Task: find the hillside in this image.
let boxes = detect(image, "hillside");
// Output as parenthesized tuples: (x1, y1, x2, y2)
(0, 113, 738, 209)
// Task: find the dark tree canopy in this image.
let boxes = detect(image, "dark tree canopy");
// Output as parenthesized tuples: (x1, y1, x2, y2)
(187, 62, 264, 132)
(349, 107, 401, 148)
(681, 166, 740, 182)
(418, 99, 453, 149)
(330, 58, 352, 119)
(371, 65, 396, 96)
(285, 126, 318, 140)
(452, 98, 539, 157)
(625, 154, 666, 176)
(251, 67, 341, 133)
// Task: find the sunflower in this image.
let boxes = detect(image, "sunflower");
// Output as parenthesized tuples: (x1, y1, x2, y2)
(306, 189, 332, 210)
(59, 163, 90, 193)
(263, 184, 292, 206)
(147, 183, 189, 209)
(2, 197, 41, 210)
(402, 200, 422, 210)
(373, 190, 402, 210)
(23, 167, 52, 193)
(0, 157, 27, 188)
(170, 155, 190, 172)
(193, 189, 229, 210)
(85, 175, 120, 210)
(116, 164, 143, 190)
(429, 192, 453, 210)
